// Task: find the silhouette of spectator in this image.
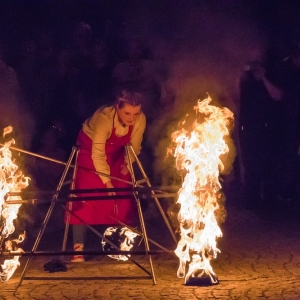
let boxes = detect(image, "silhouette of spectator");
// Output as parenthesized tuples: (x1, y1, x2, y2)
(70, 22, 93, 73)
(15, 38, 40, 114)
(239, 57, 284, 213)
(112, 37, 161, 124)
(152, 39, 176, 114)
(278, 40, 300, 202)
(81, 38, 114, 115)
(0, 51, 34, 149)
(112, 37, 163, 184)
(35, 30, 56, 71)
(24, 120, 69, 237)
(29, 119, 68, 191)
(31, 47, 81, 152)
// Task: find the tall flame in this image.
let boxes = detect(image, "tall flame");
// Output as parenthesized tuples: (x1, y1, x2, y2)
(0, 127, 30, 282)
(169, 96, 234, 284)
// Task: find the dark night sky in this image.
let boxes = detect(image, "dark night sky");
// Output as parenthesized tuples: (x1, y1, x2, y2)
(2, 0, 300, 119)
(0, 0, 300, 46)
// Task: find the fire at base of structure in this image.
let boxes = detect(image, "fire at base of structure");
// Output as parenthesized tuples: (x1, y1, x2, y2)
(169, 96, 234, 285)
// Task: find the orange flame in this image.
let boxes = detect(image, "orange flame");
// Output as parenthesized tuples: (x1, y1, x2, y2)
(0, 127, 30, 282)
(169, 96, 234, 283)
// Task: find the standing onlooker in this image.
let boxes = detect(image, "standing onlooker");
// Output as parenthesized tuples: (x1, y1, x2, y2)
(0, 52, 34, 149)
(278, 42, 300, 202)
(239, 57, 284, 213)
(81, 38, 114, 115)
(31, 47, 82, 152)
(70, 22, 93, 73)
(16, 38, 39, 112)
(112, 37, 161, 125)
(35, 30, 56, 71)
(112, 37, 162, 183)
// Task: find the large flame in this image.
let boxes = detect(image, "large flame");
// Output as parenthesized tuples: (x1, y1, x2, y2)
(169, 96, 234, 284)
(0, 127, 30, 282)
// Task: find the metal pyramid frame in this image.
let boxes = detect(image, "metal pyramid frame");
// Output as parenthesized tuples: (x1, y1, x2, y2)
(11, 144, 178, 290)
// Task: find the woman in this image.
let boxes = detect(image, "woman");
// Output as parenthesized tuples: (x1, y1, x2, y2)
(67, 89, 146, 262)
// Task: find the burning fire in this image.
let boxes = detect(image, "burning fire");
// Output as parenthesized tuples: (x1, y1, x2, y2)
(0, 126, 30, 282)
(168, 96, 234, 284)
(102, 226, 139, 261)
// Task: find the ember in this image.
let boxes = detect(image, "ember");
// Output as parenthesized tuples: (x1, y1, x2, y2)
(0, 127, 30, 282)
(168, 96, 234, 285)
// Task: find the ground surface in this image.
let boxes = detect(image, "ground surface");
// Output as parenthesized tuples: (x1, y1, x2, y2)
(1, 186, 300, 300)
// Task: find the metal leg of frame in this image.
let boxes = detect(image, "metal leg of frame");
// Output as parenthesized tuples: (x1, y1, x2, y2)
(15, 143, 177, 288)
(56, 144, 155, 282)
(125, 145, 157, 285)
(58, 203, 153, 277)
(61, 147, 79, 257)
(16, 146, 78, 289)
(127, 144, 177, 244)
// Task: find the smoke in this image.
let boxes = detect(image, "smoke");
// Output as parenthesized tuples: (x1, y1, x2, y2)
(1, 1, 271, 188)
(0, 54, 35, 151)
(122, 1, 270, 186)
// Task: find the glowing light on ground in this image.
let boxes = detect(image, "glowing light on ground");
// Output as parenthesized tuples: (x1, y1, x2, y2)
(168, 96, 234, 284)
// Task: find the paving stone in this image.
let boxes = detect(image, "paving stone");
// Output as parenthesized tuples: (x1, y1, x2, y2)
(1, 204, 300, 299)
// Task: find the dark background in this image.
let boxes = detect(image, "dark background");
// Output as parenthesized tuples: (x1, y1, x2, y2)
(1, 0, 300, 62)
(1, 0, 300, 192)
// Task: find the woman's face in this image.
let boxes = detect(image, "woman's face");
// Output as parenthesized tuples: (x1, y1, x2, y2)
(117, 103, 141, 126)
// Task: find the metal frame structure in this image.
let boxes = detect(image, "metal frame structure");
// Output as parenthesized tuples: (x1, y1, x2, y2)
(3, 144, 178, 289)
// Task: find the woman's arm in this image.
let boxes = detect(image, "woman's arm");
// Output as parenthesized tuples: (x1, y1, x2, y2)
(91, 111, 112, 184)
(126, 113, 146, 163)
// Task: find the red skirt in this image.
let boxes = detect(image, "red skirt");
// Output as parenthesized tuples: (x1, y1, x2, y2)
(66, 130, 138, 225)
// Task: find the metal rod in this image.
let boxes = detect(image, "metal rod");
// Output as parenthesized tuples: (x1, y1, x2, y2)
(5, 193, 178, 204)
(126, 144, 157, 285)
(16, 147, 152, 285)
(23, 276, 152, 281)
(10, 142, 179, 287)
(6, 186, 180, 196)
(1, 143, 133, 185)
(6, 188, 139, 196)
(128, 144, 178, 244)
(108, 215, 173, 253)
(59, 203, 152, 276)
(62, 146, 79, 257)
(0, 250, 165, 256)
(0, 143, 71, 166)
(17, 146, 78, 289)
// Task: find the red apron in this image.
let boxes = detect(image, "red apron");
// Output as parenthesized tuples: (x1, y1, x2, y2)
(66, 125, 137, 225)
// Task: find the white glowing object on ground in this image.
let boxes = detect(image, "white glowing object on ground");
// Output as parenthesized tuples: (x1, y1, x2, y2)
(102, 226, 139, 261)
(169, 96, 234, 284)
(0, 127, 30, 282)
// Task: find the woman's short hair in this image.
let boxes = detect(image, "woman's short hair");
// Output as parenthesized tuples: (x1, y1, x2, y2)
(116, 88, 143, 108)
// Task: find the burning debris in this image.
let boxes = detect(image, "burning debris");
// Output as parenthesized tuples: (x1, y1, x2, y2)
(102, 226, 139, 261)
(168, 96, 234, 285)
(0, 127, 30, 282)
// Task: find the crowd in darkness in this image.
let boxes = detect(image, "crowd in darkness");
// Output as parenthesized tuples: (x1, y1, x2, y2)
(0, 19, 171, 194)
(238, 35, 300, 215)
(0, 14, 173, 232)
(1, 22, 159, 144)
(0, 2, 299, 223)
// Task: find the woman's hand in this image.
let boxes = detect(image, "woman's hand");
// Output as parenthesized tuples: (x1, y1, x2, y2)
(253, 67, 266, 81)
(105, 181, 116, 196)
(120, 163, 129, 176)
